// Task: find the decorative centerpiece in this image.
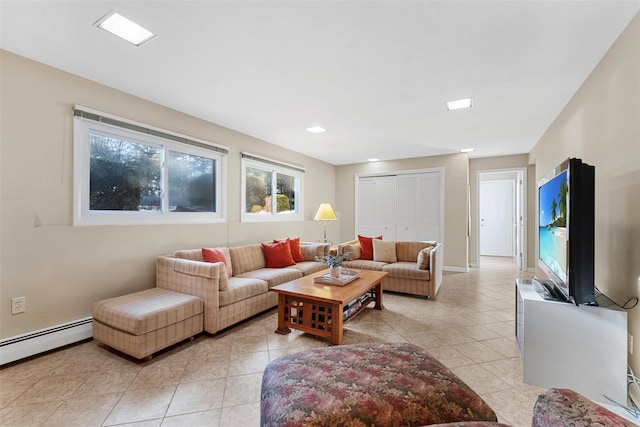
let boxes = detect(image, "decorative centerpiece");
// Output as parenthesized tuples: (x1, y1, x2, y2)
(316, 252, 351, 278)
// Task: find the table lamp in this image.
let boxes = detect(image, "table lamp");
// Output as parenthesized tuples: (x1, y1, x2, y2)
(314, 203, 337, 243)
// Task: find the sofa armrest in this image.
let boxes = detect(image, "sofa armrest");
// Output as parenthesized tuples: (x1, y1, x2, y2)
(337, 240, 359, 255)
(156, 256, 222, 333)
(430, 243, 443, 294)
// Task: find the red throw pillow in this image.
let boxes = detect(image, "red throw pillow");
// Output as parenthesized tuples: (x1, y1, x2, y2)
(262, 240, 296, 268)
(274, 237, 304, 263)
(358, 235, 383, 260)
(202, 247, 233, 276)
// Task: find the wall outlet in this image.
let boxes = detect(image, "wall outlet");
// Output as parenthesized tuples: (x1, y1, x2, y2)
(11, 296, 26, 314)
(629, 333, 634, 355)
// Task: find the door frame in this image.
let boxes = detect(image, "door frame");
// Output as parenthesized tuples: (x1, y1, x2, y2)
(476, 167, 527, 271)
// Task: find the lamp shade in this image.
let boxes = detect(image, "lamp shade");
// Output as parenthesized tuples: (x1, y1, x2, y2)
(314, 203, 337, 221)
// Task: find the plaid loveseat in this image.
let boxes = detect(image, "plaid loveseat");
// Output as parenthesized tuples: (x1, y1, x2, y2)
(337, 240, 443, 298)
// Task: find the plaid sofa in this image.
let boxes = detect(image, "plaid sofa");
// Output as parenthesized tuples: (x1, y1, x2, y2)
(156, 242, 328, 334)
(336, 240, 443, 298)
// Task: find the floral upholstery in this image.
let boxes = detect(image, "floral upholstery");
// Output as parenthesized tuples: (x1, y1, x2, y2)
(532, 388, 636, 427)
(428, 423, 511, 427)
(261, 342, 498, 427)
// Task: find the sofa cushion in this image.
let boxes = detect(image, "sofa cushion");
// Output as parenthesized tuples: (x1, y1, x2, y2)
(229, 244, 266, 275)
(287, 261, 328, 276)
(300, 243, 326, 261)
(93, 288, 203, 336)
(202, 247, 233, 277)
(417, 246, 434, 270)
(262, 241, 296, 268)
(173, 249, 204, 261)
(373, 239, 397, 263)
(383, 261, 431, 280)
(219, 277, 268, 307)
(274, 237, 304, 262)
(236, 267, 303, 288)
(358, 234, 382, 260)
(396, 241, 437, 262)
(346, 243, 361, 260)
(337, 240, 358, 257)
(342, 259, 388, 270)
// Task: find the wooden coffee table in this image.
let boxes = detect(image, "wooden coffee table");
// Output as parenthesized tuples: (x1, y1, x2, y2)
(270, 269, 387, 345)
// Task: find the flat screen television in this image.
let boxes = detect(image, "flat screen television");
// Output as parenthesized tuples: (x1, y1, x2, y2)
(537, 158, 596, 305)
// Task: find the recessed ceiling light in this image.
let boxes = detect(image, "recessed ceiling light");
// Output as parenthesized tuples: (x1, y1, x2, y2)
(447, 97, 473, 111)
(95, 11, 156, 46)
(460, 148, 475, 153)
(306, 126, 327, 134)
(367, 158, 380, 162)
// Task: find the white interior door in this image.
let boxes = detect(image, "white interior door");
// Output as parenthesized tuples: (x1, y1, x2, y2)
(396, 175, 418, 241)
(480, 180, 514, 256)
(374, 176, 397, 240)
(357, 177, 377, 237)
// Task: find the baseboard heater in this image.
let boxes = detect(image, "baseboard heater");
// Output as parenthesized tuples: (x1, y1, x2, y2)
(0, 317, 93, 365)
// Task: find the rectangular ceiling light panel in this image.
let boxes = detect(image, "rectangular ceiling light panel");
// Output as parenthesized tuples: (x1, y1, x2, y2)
(306, 126, 327, 134)
(96, 11, 156, 46)
(446, 97, 473, 111)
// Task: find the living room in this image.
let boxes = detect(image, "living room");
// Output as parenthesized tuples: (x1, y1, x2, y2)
(1, 1, 639, 426)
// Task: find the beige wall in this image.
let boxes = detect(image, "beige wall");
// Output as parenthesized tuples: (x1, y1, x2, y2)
(529, 13, 640, 371)
(469, 155, 536, 269)
(0, 50, 336, 338)
(335, 153, 469, 270)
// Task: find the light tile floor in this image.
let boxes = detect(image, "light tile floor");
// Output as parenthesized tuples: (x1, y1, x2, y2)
(0, 256, 543, 426)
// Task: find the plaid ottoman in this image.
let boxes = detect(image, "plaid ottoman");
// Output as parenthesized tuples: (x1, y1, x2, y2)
(260, 342, 498, 426)
(93, 287, 203, 359)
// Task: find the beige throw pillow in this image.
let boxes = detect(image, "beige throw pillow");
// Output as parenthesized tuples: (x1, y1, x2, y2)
(417, 246, 434, 270)
(347, 244, 361, 260)
(373, 240, 397, 263)
(300, 244, 326, 261)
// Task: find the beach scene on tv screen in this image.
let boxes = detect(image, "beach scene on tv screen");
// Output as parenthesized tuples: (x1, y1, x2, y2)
(539, 170, 567, 282)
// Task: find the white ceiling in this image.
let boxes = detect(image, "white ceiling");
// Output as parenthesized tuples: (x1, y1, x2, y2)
(1, 1, 638, 165)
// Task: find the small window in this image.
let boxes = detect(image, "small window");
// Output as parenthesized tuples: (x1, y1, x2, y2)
(74, 108, 226, 225)
(241, 154, 304, 222)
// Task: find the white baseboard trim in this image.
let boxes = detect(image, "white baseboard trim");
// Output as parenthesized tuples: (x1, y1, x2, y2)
(469, 262, 479, 268)
(444, 266, 470, 273)
(0, 317, 93, 365)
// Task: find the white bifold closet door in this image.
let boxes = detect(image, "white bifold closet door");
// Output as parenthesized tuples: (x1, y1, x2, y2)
(396, 173, 441, 241)
(357, 171, 441, 242)
(357, 176, 397, 240)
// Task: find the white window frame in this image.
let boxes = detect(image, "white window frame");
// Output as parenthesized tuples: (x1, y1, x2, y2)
(241, 154, 304, 222)
(73, 107, 227, 226)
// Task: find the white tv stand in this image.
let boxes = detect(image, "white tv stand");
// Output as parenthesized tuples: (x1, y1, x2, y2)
(515, 279, 627, 404)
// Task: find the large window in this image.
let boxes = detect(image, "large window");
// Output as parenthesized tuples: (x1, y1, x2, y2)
(73, 107, 226, 225)
(241, 154, 304, 222)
